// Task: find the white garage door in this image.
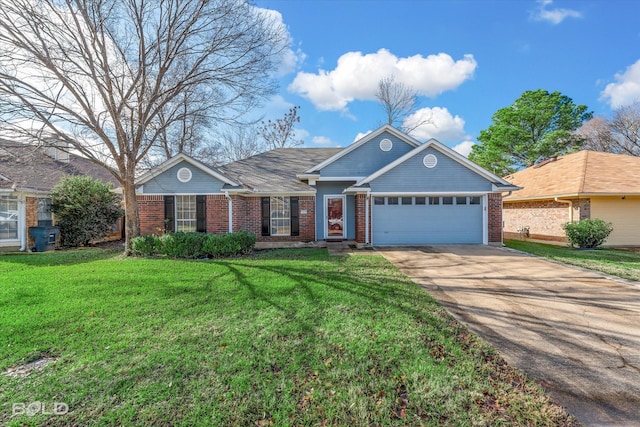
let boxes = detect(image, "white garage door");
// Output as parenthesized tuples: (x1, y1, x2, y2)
(372, 196, 483, 245)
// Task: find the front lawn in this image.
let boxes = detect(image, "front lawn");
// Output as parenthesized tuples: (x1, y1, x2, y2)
(1, 248, 576, 426)
(505, 239, 640, 281)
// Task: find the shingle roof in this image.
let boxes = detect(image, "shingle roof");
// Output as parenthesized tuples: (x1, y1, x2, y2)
(219, 148, 342, 193)
(503, 150, 640, 200)
(0, 140, 118, 193)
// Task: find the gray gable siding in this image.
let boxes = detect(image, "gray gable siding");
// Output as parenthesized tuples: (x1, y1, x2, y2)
(320, 132, 414, 177)
(369, 147, 493, 193)
(314, 181, 355, 240)
(141, 161, 226, 194)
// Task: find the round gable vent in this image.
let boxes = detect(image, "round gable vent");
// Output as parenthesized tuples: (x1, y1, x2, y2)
(177, 167, 192, 183)
(379, 138, 393, 152)
(423, 154, 438, 168)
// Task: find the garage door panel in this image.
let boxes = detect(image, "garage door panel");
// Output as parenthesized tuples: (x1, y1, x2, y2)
(373, 199, 483, 245)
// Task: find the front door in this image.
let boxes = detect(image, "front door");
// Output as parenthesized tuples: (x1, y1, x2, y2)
(325, 195, 345, 239)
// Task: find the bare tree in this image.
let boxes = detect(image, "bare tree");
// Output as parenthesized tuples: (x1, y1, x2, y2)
(375, 75, 431, 134)
(0, 0, 288, 253)
(609, 102, 640, 155)
(218, 125, 264, 164)
(577, 102, 640, 156)
(577, 116, 616, 152)
(376, 75, 416, 127)
(258, 105, 303, 150)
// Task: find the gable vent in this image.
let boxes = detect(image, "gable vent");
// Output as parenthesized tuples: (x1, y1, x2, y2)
(423, 154, 438, 168)
(379, 138, 393, 152)
(177, 167, 192, 183)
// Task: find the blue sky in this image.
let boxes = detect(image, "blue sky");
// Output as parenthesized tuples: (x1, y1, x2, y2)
(255, 0, 640, 155)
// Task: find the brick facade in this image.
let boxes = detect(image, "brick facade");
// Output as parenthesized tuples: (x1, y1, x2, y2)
(138, 195, 165, 235)
(354, 194, 368, 244)
(488, 193, 503, 244)
(25, 197, 38, 248)
(503, 198, 591, 242)
(137, 194, 316, 243)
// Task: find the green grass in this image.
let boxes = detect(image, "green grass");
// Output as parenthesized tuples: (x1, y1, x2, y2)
(0, 248, 577, 426)
(505, 239, 640, 281)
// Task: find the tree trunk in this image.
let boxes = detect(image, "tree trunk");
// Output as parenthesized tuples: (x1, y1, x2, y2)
(122, 174, 140, 255)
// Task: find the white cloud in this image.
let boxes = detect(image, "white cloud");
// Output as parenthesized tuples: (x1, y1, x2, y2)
(404, 107, 467, 142)
(354, 130, 372, 142)
(531, 0, 582, 24)
(452, 140, 475, 157)
(288, 48, 477, 112)
(311, 135, 334, 146)
(601, 59, 640, 108)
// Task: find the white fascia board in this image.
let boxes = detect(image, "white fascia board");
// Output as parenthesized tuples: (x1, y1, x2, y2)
(304, 124, 420, 174)
(241, 190, 317, 197)
(343, 187, 371, 194)
(136, 153, 239, 187)
(296, 173, 320, 180)
(370, 191, 489, 196)
(316, 176, 364, 182)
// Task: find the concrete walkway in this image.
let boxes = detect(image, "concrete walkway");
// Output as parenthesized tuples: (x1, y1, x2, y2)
(378, 245, 640, 427)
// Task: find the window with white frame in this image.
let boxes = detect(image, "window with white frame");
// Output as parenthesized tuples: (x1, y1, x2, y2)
(0, 196, 18, 240)
(37, 198, 53, 226)
(270, 196, 290, 236)
(175, 195, 197, 232)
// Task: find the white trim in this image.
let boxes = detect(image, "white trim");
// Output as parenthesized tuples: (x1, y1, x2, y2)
(317, 176, 364, 182)
(225, 192, 233, 233)
(304, 125, 421, 174)
(136, 153, 238, 187)
(365, 194, 370, 245)
(482, 194, 488, 245)
(370, 191, 489, 196)
(323, 194, 346, 239)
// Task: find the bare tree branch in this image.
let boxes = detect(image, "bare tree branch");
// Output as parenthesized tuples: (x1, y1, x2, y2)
(0, 0, 289, 252)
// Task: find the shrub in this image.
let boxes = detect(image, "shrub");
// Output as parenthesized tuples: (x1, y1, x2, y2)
(563, 218, 613, 249)
(131, 231, 256, 258)
(51, 176, 123, 247)
(131, 235, 159, 256)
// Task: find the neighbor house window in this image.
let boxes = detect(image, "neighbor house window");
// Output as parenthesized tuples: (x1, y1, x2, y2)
(0, 196, 18, 240)
(261, 196, 299, 237)
(37, 198, 53, 226)
(164, 195, 206, 233)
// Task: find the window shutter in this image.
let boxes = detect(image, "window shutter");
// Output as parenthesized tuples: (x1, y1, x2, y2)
(290, 196, 299, 237)
(164, 196, 175, 233)
(261, 197, 270, 236)
(196, 195, 206, 233)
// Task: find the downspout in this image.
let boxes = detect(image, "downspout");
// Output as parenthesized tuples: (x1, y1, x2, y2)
(554, 197, 573, 222)
(18, 193, 27, 251)
(224, 191, 233, 233)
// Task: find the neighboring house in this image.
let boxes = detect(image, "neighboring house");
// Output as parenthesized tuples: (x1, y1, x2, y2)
(136, 125, 518, 247)
(0, 139, 121, 251)
(503, 150, 640, 246)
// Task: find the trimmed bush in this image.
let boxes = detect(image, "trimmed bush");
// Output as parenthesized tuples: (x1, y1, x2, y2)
(131, 231, 256, 258)
(563, 218, 613, 249)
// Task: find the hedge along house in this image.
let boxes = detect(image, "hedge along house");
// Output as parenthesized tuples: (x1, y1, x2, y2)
(0, 139, 122, 251)
(503, 150, 640, 246)
(136, 125, 518, 247)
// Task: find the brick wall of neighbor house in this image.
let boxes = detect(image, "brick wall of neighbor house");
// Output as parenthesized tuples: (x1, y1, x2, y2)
(503, 199, 570, 242)
(233, 195, 316, 242)
(488, 193, 503, 244)
(138, 195, 165, 235)
(503, 198, 592, 242)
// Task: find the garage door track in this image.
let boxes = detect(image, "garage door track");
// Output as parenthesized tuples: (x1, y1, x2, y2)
(378, 245, 640, 427)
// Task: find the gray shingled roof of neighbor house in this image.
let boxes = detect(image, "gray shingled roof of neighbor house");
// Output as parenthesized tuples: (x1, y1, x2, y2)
(0, 140, 118, 192)
(218, 147, 342, 193)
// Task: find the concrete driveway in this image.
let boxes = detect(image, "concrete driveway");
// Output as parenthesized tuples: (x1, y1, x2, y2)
(378, 245, 640, 427)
